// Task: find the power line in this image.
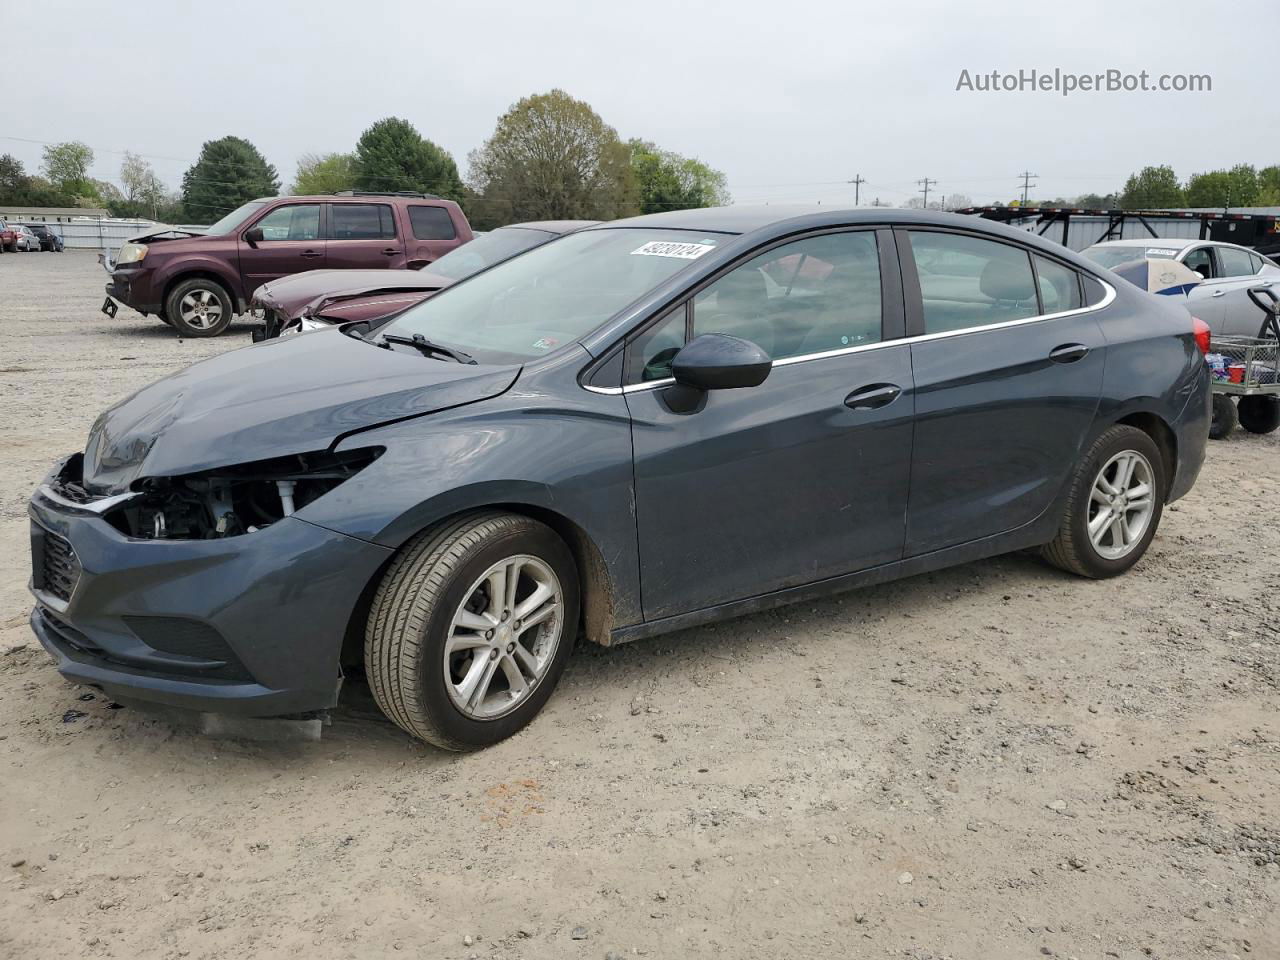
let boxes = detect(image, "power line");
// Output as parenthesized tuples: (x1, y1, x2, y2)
(1018, 170, 1038, 205)
(847, 174, 865, 206)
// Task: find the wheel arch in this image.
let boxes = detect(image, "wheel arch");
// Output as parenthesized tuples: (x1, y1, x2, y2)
(337, 500, 617, 670)
(1112, 410, 1177, 499)
(161, 269, 241, 317)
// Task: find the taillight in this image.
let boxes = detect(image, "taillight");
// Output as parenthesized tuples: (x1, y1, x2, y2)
(1192, 316, 1211, 355)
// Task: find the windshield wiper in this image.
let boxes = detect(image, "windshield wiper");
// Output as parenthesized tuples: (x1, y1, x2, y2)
(377, 332, 477, 364)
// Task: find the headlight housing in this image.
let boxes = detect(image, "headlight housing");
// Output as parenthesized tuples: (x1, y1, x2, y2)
(101, 447, 384, 540)
(115, 242, 148, 265)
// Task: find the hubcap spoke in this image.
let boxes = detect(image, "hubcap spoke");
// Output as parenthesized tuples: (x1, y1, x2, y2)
(1088, 449, 1155, 560)
(445, 553, 564, 721)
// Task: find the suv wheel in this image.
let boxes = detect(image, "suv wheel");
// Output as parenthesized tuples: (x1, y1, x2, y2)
(1041, 424, 1165, 579)
(365, 512, 579, 750)
(165, 278, 234, 337)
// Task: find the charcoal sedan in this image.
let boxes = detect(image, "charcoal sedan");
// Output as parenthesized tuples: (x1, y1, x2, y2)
(29, 207, 1210, 750)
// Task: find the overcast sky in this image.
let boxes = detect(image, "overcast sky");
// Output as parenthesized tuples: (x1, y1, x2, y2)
(2, 0, 1274, 209)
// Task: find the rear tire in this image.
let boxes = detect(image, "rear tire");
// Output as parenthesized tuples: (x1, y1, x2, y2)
(365, 512, 579, 750)
(165, 278, 234, 337)
(1209, 394, 1237, 439)
(1041, 425, 1165, 579)
(1237, 395, 1280, 434)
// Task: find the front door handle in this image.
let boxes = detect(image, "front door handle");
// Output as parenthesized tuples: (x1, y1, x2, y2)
(381, 247, 398, 257)
(844, 383, 901, 410)
(1212, 289, 1226, 297)
(300, 250, 322, 259)
(1049, 343, 1089, 364)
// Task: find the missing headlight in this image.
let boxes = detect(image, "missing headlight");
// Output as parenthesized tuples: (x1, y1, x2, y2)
(105, 447, 383, 540)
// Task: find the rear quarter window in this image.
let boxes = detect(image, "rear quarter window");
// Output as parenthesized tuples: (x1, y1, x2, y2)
(1082, 274, 1108, 307)
(409, 205, 457, 241)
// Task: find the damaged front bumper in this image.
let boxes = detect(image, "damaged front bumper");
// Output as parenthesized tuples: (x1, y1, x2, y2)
(28, 477, 393, 717)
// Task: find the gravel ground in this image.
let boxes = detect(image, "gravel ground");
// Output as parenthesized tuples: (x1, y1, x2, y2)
(1, 251, 1278, 960)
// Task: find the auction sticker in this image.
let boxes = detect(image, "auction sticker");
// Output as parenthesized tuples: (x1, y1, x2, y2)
(1146, 248, 1179, 258)
(631, 240, 716, 259)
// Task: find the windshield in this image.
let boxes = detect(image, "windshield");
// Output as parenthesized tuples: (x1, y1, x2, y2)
(422, 227, 556, 281)
(1083, 245, 1184, 269)
(382, 228, 726, 363)
(202, 200, 268, 236)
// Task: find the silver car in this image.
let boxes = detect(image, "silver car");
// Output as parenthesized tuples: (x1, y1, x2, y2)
(1083, 238, 1280, 336)
(12, 225, 41, 253)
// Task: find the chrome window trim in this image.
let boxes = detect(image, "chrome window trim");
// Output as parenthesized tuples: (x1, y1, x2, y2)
(583, 278, 1117, 396)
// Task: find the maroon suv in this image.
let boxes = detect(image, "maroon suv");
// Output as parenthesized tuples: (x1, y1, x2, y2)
(101, 191, 472, 337)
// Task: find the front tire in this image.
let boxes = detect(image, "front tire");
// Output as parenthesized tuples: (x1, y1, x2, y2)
(1041, 425, 1165, 579)
(165, 278, 234, 337)
(365, 512, 579, 750)
(1237, 395, 1280, 435)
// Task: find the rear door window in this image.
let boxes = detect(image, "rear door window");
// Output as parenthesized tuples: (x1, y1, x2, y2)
(329, 203, 396, 240)
(1033, 255, 1083, 313)
(1218, 247, 1256, 278)
(409, 205, 457, 240)
(908, 231, 1038, 333)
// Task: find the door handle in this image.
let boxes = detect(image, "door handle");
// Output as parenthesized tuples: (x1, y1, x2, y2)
(300, 250, 322, 259)
(1049, 343, 1089, 364)
(1212, 289, 1226, 297)
(844, 383, 901, 410)
(381, 247, 398, 256)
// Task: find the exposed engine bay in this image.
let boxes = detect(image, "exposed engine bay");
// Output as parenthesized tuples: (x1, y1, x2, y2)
(52, 448, 382, 540)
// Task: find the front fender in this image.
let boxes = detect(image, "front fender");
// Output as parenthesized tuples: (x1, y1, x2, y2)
(152, 255, 246, 308)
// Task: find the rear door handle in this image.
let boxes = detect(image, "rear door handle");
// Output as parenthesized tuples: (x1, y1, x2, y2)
(844, 383, 901, 410)
(1049, 343, 1089, 364)
(1212, 289, 1226, 297)
(300, 250, 322, 259)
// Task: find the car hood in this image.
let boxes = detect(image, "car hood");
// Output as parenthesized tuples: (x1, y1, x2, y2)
(128, 225, 208, 243)
(81, 328, 519, 495)
(256, 269, 453, 313)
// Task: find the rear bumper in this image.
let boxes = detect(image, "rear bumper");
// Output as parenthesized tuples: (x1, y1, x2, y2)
(1168, 364, 1211, 503)
(28, 488, 393, 717)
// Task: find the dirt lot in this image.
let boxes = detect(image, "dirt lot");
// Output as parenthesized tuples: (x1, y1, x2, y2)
(1, 250, 1277, 960)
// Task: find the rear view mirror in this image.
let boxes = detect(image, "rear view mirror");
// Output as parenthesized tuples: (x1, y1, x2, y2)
(672, 333, 772, 391)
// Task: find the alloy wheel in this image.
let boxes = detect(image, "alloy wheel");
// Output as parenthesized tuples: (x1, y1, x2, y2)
(444, 555, 564, 720)
(179, 289, 223, 330)
(1087, 450, 1156, 560)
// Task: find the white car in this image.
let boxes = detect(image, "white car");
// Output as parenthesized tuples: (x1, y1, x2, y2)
(1083, 238, 1280, 336)
(12, 225, 41, 252)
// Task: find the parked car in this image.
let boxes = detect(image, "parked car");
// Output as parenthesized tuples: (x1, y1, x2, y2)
(29, 208, 1209, 750)
(100, 191, 473, 337)
(1083, 238, 1280, 336)
(251, 220, 599, 338)
(12, 224, 41, 252)
(24, 223, 65, 252)
(0, 220, 14, 252)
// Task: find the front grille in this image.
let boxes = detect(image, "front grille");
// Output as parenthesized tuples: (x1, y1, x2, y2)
(37, 529, 81, 603)
(122, 616, 253, 681)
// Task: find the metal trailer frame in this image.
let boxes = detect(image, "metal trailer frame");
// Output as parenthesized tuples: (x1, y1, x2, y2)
(956, 205, 1280, 253)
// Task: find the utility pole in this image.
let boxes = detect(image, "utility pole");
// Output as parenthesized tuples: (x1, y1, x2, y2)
(917, 177, 937, 209)
(848, 174, 866, 206)
(939, 195, 947, 212)
(1018, 170, 1038, 205)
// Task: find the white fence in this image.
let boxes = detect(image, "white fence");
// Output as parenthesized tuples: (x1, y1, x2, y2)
(8, 218, 206, 251)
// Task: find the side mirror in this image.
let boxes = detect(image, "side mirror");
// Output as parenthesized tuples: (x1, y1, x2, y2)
(243, 226, 264, 247)
(671, 333, 772, 391)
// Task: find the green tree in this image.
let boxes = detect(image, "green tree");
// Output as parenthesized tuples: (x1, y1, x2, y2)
(181, 135, 279, 222)
(628, 139, 730, 214)
(1185, 164, 1261, 208)
(292, 152, 357, 194)
(466, 90, 637, 228)
(1259, 165, 1280, 205)
(1119, 165, 1184, 209)
(41, 141, 94, 190)
(0, 154, 27, 198)
(354, 118, 462, 199)
(1075, 192, 1118, 209)
(117, 151, 167, 217)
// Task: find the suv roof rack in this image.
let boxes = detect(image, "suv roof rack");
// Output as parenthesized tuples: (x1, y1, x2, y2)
(332, 190, 442, 200)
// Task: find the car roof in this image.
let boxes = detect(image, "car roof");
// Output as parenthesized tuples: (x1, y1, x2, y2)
(585, 204, 1053, 238)
(502, 220, 601, 235)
